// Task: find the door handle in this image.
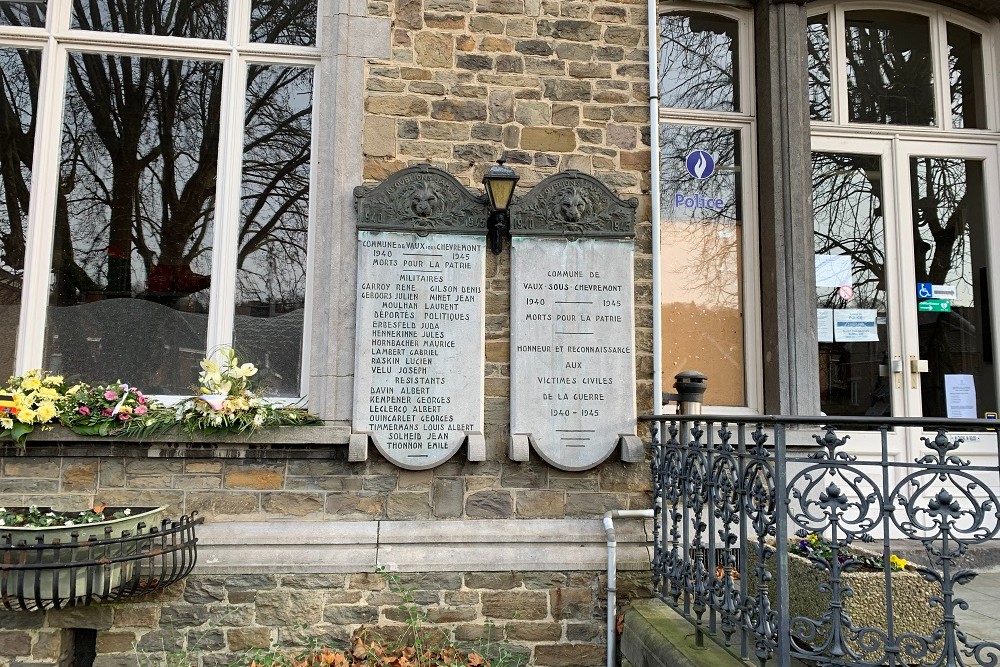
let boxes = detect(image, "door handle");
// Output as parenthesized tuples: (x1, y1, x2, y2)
(879, 356, 903, 389)
(909, 355, 928, 388)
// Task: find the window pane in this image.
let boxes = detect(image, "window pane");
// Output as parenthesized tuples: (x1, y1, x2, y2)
(72, 0, 227, 40)
(910, 157, 994, 417)
(233, 65, 313, 397)
(948, 23, 986, 129)
(812, 152, 889, 418)
(658, 12, 739, 112)
(0, 48, 40, 378)
(659, 124, 745, 406)
(0, 1, 46, 27)
(251, 0, 317, 46)
(845, 11, 934, 126)
(45, 53, 222, 394)
(808, 14, 832, 121)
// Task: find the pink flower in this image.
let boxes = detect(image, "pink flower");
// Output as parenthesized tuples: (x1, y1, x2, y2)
(134, 405, 147, 415)
(137, 395, 146, 405)
(102, 408, 113, 417)
(103, 390, 118, 401)
(78, 405, 91, 416)
(118, 413, 130, 421)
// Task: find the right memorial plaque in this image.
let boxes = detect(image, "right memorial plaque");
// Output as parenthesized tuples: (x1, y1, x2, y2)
(508, 171, 639, 471)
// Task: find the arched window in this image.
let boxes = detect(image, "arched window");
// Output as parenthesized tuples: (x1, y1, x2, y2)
(656, 5, 760, 410)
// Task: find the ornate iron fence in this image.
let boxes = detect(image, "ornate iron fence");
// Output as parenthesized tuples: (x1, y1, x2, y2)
(0, 512, 203, 611)
(641, 414, 1000, 667)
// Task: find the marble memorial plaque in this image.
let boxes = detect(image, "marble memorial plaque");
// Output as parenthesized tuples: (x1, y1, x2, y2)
(353, 231, 486, 470)
(510, 237, 637, 470)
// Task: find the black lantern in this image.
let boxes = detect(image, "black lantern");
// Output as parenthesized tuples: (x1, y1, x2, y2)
(482, 159, 519, 254)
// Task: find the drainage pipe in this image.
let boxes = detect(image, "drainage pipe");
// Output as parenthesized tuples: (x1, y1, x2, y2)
(647, 0, 663, 417)
(604, 509, 655, 667)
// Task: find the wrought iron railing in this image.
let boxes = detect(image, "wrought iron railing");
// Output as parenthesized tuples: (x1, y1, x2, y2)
(641, 414, 1000, 667)
(0, 512, 203, 611)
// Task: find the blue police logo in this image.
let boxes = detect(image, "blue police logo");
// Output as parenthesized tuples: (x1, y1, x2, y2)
(685, 150, 716, 180)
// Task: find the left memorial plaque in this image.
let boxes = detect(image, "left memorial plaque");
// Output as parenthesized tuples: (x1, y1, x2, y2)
(353, 231, 486, 469)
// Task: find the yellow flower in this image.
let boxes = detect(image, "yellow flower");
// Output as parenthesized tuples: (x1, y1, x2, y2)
(12, 393, 28, 409)
(36, 401, 58, 422)
(37, 387, 60, 400)
(890, 554, 908, 569)
(42, 375, 64, 386)
(67, 384, 83, 396)
(807, 533, 820, 544)
(0, 417, 11, 430)
(228, 362, 258, 379)
(16, 408, 36, 424)
(21, 377, 41, 391)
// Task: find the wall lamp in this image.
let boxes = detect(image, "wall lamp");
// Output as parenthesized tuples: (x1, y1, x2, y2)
(482, 159, 520, 254)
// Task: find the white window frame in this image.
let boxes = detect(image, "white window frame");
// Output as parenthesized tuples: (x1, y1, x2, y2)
(654, 1, 763, 414)
(0, 0, 322, 404)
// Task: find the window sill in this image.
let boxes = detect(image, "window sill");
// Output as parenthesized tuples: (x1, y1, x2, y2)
(1, 424, 352, 459)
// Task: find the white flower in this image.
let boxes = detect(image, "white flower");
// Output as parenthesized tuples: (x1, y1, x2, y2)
(253, 413, 265, 427)
(64, 520, 75, 526)
(124, 509, 131, 515)
(0, 519, 6, 526)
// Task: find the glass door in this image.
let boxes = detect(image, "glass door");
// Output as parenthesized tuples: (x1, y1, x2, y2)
(812, 136, 1000, 458)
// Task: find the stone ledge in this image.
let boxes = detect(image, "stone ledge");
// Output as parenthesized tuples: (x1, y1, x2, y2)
(1, 424, 351, 459)
(195, 518, 654, 574)
(620, 600, 745, 667)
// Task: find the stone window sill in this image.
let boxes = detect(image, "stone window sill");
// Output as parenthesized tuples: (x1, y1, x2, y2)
(1, 424, 352, 459)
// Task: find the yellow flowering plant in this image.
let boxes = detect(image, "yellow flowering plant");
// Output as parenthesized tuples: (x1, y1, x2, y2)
(791, 531, 909, 572)
(0, 370, 80, 448)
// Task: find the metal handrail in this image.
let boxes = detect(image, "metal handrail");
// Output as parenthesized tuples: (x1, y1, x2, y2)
(645, 414, 1000, 667)
(0, 513, 203, 611)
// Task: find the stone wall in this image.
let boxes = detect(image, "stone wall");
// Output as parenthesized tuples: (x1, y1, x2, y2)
(0, 570, 651, 667)
(0, 449, 650, 523)
(361, 0, 656, 435)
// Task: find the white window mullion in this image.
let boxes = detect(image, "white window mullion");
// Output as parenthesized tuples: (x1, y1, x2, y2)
(204, 50, 247, 360)
(16, 39, 68, 373)
(931, 13, 951, 130)
(299, 60, 321, 398)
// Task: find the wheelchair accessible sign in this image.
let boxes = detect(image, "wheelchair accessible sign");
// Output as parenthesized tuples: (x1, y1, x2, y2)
(674, 150, 726, 211)
(917, 283, 955, 312)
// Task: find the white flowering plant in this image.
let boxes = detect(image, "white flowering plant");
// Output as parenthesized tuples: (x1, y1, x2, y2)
(165, 347, 317, 434)
(0, 370, 80, 447)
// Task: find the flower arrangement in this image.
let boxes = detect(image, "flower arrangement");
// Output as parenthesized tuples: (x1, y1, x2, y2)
(170, 347, 314, 434)
(0, 348, 318, 447)
(0, 370, 79, 446)
(791, 531, 909, 572)
(60, 383, 159, 437)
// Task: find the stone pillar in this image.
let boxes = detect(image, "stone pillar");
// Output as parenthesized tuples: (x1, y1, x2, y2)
(755, 0, 820, 415)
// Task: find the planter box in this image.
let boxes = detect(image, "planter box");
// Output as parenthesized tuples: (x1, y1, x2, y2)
(0, 507, 166, 606)
(748, 545, 941, 659)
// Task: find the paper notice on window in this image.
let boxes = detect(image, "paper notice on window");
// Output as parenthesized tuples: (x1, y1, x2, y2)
(816, 254, 852, 288)
(817, 309, 834, 342)
(833, 309, 878, 342)
(945, 374, 977, 419)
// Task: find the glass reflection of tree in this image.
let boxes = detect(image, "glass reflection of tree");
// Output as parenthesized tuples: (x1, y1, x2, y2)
(71, 0, 227, 39)
(845, 12, 934, 126)
(0, 47, 40, 293)
(812, 153, 885, 311)
(237, 65, 312, 312)
(658, 13, 737, 112)
(911, 158, 971, 289)
(0, 2, 45, 28)
(807, 18, 832, 121)
(660, 125, 740, 308)
(251, 0, 318, 45)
